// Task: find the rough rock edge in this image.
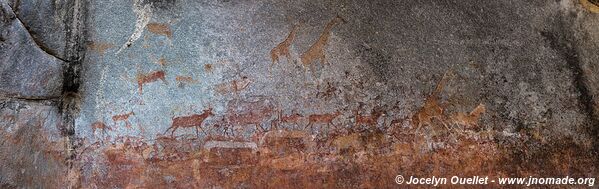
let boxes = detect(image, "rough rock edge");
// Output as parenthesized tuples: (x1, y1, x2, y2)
(0, 0, 65, 99)
(1, 0, 67, 63)
(58, 0, 88, 188)
(2, 0, 88, 187)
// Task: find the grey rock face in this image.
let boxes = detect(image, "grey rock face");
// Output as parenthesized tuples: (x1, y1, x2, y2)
(0, 1, 64, 99)
(1, 0, 599, 188)
(7, 0, 70, 60)
(75, 0, 597, 145)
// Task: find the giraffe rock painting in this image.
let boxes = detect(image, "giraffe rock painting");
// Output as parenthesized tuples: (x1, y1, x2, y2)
(270, 24, 300, 65)
(300, 16, 345, 71)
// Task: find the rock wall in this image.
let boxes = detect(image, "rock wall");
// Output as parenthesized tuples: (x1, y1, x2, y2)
(1, 0, 598, 188)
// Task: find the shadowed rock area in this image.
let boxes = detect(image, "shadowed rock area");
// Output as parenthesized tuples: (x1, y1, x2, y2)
(1, 0, 599, 188)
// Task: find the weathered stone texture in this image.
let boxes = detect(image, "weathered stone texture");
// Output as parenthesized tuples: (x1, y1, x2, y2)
(1, 0, 599, 188)
(70, 0, 599, 187)
(0, 100, 67, 189)
(0, 1, 63, 99)
(7, 0, 70, 60)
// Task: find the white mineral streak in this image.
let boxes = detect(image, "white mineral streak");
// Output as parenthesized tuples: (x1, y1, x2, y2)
(116, 0, 152, 54)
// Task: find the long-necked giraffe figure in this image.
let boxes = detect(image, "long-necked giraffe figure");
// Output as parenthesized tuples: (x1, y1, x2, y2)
(300, 15, 345, 72)
(270, 24, 300, 65)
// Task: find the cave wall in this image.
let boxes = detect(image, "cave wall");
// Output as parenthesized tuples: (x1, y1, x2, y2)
(1, 0, 598, 188)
